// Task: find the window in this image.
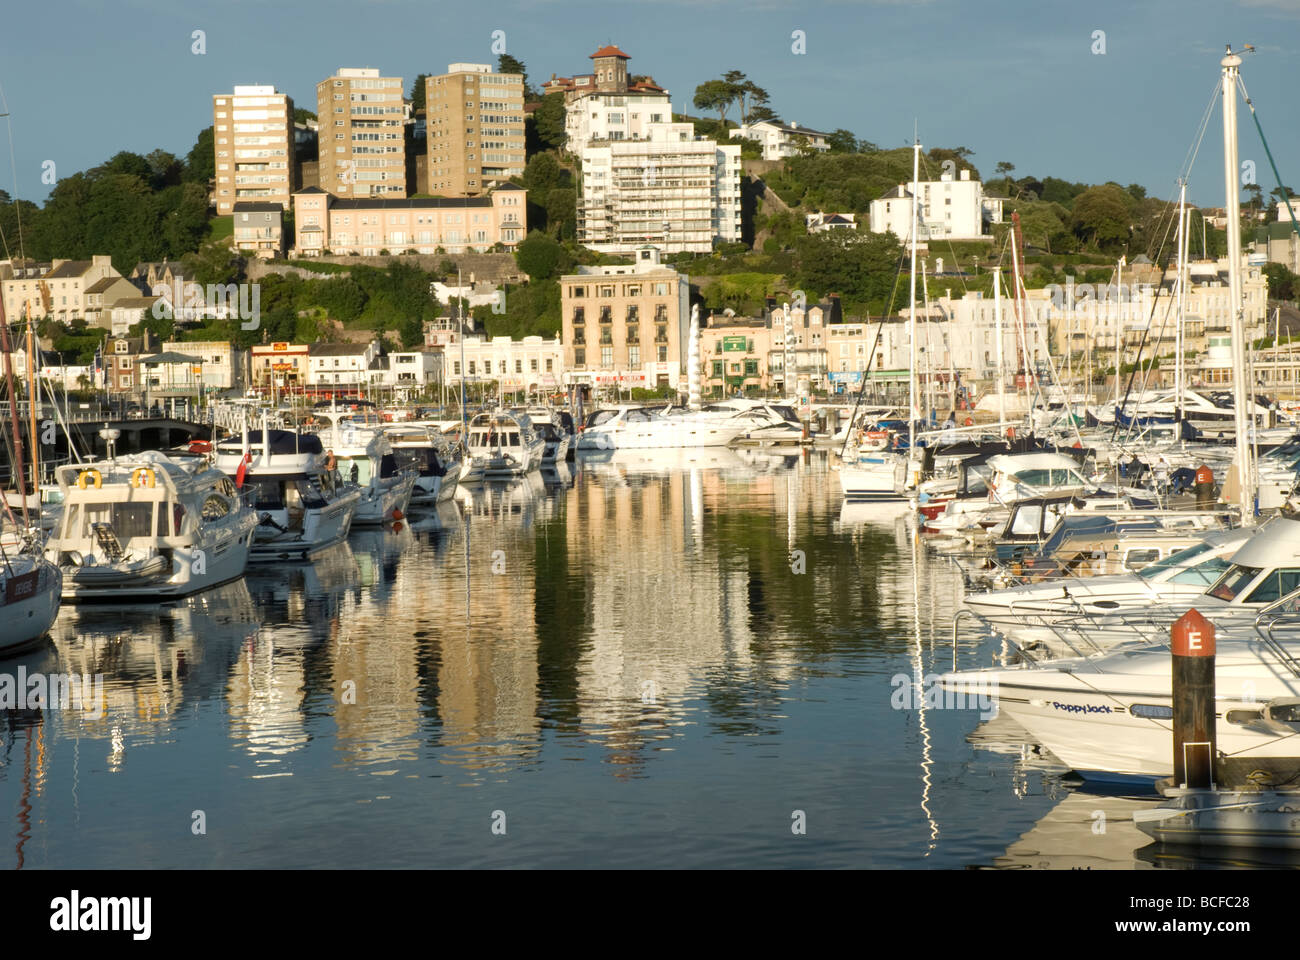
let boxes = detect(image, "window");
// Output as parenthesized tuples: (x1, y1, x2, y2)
(601, 346, 613, 367)
(515, 359, 523, 374)
(712, 360, 723, 376)
(574, 348, 585, 366)
(545, 359, 553, 372)
(573, 307, 584, 324)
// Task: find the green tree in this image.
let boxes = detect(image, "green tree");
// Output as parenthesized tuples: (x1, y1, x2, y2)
(514, 230, 569, 280)
(826, 129, 860, 153)
(408, 74, 430, 112)
(1070, 183, 1133, 251)
(1263, 262, 1299, 301)
(183, 237, 240, 286)
(183, 126, 215, 185)
(793, 229, 902, 311)
(531, 93, 567, 153)
(693, 79, 737, 127)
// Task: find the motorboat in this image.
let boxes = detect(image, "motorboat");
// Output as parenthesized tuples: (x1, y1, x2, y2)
(212, 427, 361, 559)
(384, 423, 463, 505)
(577, 404, 755, 450)
(939, 632, 1300, 784)
(45, 451, 258, 600)
(311, 410, 417, 525)
(963, 526, 1253, 627)
(463, 410, 545, 479)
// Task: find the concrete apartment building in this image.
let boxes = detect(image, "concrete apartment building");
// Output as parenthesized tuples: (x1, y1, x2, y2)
(307, 341, 380, 391)
(425, 63, 526, 196)
(317, 68, 407, 199)
(869, 169, 1003, 242)
(579, 124, 742, 254)
(560, 246, 690, 388)
(142, 340, 246, 397)
(213, 85, 295, 215)
(368, 351, 443, 391)
(291, 184, 526, 255)
(735, 120, 830, 161)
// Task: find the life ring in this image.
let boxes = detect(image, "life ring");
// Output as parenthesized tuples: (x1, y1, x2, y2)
(324, 450, 337, 472)
(77, 469, 102, 490)
(964, 417, 974, 427)
(131, 467, 157, 488)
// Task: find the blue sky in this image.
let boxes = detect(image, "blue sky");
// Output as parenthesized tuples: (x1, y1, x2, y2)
(0, 0, 1297, 208)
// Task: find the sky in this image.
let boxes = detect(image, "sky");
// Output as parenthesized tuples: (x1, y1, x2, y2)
(0, 0, 1298, 208)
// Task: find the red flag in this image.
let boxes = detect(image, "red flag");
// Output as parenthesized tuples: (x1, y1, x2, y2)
(235, 452, 252, 488)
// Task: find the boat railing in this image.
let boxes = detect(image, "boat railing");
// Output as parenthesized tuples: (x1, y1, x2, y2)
(1252, 586, 1300, 681)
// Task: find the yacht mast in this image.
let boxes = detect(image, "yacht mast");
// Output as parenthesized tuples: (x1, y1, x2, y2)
(1175, 179, 1189, 420)
(908, 136, 920, 444)
(994, 266, 1006, 427)
(1222, 46, 1254, 524)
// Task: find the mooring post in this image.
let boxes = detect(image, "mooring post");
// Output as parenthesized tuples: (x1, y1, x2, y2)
(1170, 607, 1216, 789)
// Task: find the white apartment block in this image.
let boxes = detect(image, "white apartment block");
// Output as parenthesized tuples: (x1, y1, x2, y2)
(444, 336, 564, 391)
(213, 85, 295, 215)
(564, 90, 674, 155)
(869, 169, 1003, 242)
(579, 123, 742, 254)
(317, 68, 407, 199)
(735, 120, 830, 161)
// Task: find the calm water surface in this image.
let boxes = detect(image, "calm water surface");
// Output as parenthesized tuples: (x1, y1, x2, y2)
(1, 449, 1204, 868)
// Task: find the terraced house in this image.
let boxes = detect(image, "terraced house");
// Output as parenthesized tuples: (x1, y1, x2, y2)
(291, 184, 526, 255)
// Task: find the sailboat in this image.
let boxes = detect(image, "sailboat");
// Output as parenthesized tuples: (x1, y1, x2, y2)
(0, 301, 62, 653)
(839, 137, 923, 503)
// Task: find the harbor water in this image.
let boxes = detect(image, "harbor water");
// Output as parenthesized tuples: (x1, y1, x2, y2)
(0, 450, 1257, 868)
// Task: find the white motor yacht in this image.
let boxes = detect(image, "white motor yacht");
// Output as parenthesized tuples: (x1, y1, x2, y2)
(384, 424, 463, 505)
(212, 427, 361, 559)
(46, 451, 258, 600)
(577, 404, 754, 450)
(463, 410, 545, 479)
(312, 411, 417, 525)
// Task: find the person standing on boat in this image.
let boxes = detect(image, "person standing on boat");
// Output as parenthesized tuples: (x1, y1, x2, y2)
(1153, 456, 1170, 494)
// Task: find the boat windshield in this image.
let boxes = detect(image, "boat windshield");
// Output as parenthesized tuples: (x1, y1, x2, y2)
(1245, 568, 1300, 605)
(339, 456, 372, 485)
(1207, 564, 1263, 601)
(1009, 468, 1085, 487)
(1137, 541, 1215, 580)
